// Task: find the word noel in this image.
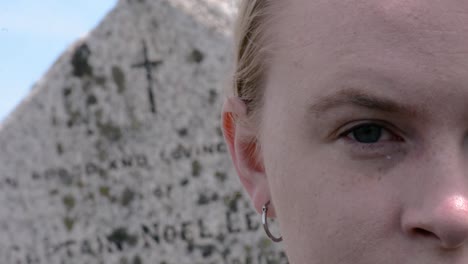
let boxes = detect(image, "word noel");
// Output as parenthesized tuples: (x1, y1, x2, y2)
(48, 210, 263, 256)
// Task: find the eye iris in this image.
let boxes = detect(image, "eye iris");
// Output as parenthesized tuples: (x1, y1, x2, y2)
(352, 125, 382, 143)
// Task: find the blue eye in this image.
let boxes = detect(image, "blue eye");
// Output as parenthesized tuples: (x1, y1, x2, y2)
(348, 124, 384, 143)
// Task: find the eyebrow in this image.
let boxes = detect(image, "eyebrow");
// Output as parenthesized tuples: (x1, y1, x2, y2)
(308, 88, 417, 116)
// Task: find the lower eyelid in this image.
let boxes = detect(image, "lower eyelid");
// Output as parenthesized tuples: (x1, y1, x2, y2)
(340, 126, 405, 157)
(341, 139, 401, 158)
(342, 134, 406, 158)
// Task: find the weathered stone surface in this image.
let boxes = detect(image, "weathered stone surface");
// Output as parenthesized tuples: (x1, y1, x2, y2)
(0, 0, 287, 263)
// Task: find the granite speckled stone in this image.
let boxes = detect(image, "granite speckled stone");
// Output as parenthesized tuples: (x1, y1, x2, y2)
(0, 0, 287, 263)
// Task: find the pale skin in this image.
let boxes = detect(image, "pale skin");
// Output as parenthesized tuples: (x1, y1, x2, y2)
(223, 0, 468, 263)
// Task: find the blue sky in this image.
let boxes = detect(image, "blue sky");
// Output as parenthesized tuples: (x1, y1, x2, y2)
(0, 0, 117, 123)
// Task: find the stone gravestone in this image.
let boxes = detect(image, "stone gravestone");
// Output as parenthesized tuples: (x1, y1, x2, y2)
(0, 0, 287, 263)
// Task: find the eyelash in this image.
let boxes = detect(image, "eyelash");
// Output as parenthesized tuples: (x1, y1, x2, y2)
(338, 121, 404, 146)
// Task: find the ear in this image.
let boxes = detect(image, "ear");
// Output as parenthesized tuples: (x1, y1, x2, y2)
(221, 96, 277, 217)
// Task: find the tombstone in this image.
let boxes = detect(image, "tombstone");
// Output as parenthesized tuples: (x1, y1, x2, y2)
(0, 0, 287, 263)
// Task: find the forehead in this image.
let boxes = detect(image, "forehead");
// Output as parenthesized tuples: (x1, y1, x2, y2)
(270, 0, 468, 64)
(266, 0, 468, 102)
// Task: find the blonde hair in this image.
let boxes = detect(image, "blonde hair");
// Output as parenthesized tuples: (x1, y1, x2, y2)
(232, 0, 274, 121)
(228, 0, 276, 165)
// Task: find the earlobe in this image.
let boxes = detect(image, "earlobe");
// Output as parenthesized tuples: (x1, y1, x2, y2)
(221, 97, 276, 217)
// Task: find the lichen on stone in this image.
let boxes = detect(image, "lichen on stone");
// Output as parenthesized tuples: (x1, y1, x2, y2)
(62, 195, 76, 211)
(71, 43, 93, 77)
(63, 217, 75, 231)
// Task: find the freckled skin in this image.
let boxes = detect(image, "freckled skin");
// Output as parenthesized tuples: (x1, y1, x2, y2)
(223, 0, 468, 263)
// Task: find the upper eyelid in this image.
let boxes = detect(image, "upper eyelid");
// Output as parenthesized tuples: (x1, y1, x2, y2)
(339, 121, 390, 136)
(326, 118, 407, 142)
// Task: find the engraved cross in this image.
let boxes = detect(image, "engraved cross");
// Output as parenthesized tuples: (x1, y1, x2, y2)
(132, 41, 162, 114)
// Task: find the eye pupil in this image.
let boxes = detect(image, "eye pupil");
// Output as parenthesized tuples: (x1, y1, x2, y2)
(352, 124, 382, 143)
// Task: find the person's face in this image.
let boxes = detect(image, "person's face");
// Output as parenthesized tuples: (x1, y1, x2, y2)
(224, 0, 468, 263)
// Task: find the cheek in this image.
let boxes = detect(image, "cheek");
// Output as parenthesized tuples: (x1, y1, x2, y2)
(263, 137, 401, 261)
(259, 88, 402, 260)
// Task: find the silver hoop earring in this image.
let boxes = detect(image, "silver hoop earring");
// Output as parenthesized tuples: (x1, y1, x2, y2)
(262, 200, 283, 242)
